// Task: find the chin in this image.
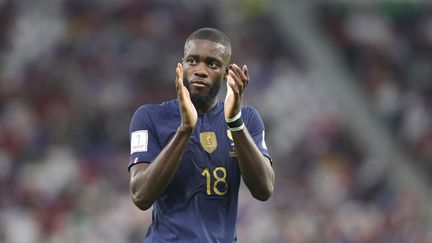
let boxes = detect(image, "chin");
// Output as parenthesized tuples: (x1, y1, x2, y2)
(191, 93, 211, 105)
(186, 80, 221, 106)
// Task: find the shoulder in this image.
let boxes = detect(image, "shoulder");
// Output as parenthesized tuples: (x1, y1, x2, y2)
(134, 99, 179, 117)
(241, 105, 261, 118)
(241, 105, 265, 129)
(130, 100, 180, 129)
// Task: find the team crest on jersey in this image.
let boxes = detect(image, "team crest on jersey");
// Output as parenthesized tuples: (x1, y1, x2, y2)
(200, 132, 218, 153)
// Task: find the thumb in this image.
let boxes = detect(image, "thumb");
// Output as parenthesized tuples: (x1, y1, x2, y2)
(225, 75, 234, 102)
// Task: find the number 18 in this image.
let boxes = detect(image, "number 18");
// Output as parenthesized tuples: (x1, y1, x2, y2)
(201, 167, 228, 196)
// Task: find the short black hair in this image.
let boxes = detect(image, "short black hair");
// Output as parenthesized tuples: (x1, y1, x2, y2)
(185, 27, 231, 63)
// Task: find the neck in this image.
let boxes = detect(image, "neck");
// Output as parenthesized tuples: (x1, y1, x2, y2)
(193, 98, 217, 114)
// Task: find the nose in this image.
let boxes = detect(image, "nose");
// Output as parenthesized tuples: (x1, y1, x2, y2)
(193, 62, 208, 78)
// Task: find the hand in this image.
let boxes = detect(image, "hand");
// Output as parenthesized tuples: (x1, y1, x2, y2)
(225, 64, 249, 120)
(176, 63, 197, 131)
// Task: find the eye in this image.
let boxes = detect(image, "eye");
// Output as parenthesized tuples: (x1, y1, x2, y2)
(186, 57, 197, 65)
(208, 61, 219, 69)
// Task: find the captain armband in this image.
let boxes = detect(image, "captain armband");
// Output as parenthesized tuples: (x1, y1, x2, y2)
(226, 111, 244, 132)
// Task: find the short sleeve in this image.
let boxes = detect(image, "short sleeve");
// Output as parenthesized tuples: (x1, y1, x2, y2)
(243, 106, 272, 162)
(128, 105, 161, 171)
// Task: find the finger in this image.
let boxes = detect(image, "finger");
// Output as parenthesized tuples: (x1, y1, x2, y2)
(176, 64, 180, 84)
(229, 69, 243, 93)
(176, 64, 188, 101)
(230, 65, 247, 92)
(231, 64, 248, 85)
(243, 65, 249, 84)
(176, 63, 186, 95)
(176, 63, 183, 85)
(225, 75, 234, 102)
(226, 74, 236, 93)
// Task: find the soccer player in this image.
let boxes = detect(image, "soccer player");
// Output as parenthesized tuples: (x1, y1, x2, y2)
(128, 27, 274, 242)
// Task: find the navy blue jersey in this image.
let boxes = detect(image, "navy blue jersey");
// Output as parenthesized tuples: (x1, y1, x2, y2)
(129, 99, 270, 243)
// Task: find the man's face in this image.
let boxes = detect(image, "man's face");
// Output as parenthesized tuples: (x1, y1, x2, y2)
(182, 39, 229, 106)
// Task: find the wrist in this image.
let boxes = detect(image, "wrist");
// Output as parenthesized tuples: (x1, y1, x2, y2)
(178, 125, 194, 135)
(226, 111, 244, 132)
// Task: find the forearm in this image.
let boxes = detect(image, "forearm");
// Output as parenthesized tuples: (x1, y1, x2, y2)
(232, 128, 274, 201)
(130, 126, 193, 210)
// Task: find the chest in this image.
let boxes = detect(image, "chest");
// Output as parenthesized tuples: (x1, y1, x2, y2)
(156, 113, 240, 198)
(158, 113, 237, 165)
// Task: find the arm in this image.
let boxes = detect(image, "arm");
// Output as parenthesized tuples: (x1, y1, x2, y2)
(225, 64, 275, 201)
(231, 127, 274, 201)
(130, 63, 197, 210)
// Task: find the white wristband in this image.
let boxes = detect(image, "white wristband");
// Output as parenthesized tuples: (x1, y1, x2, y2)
(226, 111, 242, 123)
(228, 123, 245, 132)
(226, 111, 244, 131)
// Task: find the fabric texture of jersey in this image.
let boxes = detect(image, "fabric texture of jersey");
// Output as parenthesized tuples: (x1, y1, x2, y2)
(129, 99, 271, 243)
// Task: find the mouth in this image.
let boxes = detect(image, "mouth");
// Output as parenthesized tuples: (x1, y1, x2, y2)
(190, 79, 209, 88)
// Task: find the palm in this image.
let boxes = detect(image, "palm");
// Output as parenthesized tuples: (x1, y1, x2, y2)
(181, 85, 198, 125)
(176, 64, 197, 128)
(224, 64, 249, 120)
(224, 74, 240, 119)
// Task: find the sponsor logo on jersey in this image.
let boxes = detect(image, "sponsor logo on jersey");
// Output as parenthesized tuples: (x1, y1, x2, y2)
(227, 129, 237, 157)
(226, 130, 234, 145)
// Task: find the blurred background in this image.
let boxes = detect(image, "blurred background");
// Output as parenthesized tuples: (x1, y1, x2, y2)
(0, 0, 431, 242)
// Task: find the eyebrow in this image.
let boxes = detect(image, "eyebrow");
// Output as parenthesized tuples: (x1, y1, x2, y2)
(186, 54, 223, 65)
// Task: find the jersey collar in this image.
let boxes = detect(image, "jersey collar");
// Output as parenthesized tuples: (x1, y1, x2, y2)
(198, 99, 223, 116)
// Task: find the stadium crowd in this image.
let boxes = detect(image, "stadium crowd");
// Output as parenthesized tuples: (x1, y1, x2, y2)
(318, 2, 432, 176)
(0, 0, 429, 242)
